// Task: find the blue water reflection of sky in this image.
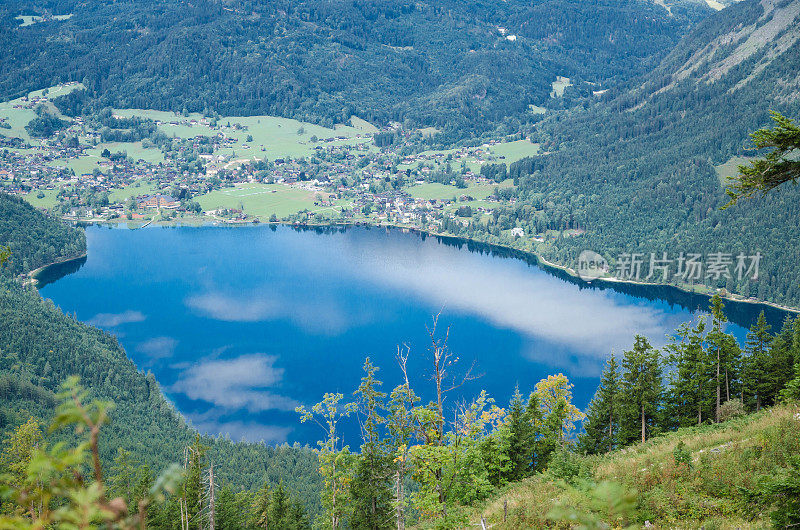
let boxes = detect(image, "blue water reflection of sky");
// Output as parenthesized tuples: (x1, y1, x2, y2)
(39, 225, 782, 446)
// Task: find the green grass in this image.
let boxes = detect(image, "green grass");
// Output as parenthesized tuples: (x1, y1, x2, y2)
(488, 140, 540, 164)
(551, 76, 572, 98)
(0, 83, 84, 142)
(112, 110, 372, 161)
(398, 140, 539, 173)
(93, 142, 165, 164)
(195, 182, 345, 219)
(715, 156, 752, 186)
(108, 180, 158, 203)
(474, 404, 800, 529)
(23, 188, 61, 209)
(404, 179, 514, 201)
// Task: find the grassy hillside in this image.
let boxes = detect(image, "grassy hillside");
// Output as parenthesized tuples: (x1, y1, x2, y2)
(473, 404, 800, 528)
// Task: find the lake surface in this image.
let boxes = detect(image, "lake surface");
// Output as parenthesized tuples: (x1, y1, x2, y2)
(38, 225, 791, 446)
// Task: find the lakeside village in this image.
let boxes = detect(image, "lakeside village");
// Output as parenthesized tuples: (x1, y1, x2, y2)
(0, 86, 783, 309)
(0, 88, 529, 235)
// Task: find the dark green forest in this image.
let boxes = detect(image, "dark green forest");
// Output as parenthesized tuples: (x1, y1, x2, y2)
(0, 193, 85, 276)
(0, 0, 708, 136)
(434, 0, 800, 307)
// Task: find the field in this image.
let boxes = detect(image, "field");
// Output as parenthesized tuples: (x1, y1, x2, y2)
(23, 188, 61, 209)
(113, 109, 374, 161)
(15, 14, 73, 27)
(551, 76, 572, 97)
(195, 182, 348, 219)
(404, 179, 514, 202)
(488, 140, 541, 163)
(715, 155, 752, 186)
(0, 83, 84, 142)
(398, 139, 540, 173)
(108, 180, 158, 203)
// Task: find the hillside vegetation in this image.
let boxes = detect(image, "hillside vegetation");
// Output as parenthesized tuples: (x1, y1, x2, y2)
(475, 403, 800, 528)
(0, 0, 709, 137)
(447, 0, 800, 307)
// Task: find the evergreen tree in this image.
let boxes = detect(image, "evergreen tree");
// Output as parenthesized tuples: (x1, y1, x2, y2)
(666, 320, 712, 428)
(579, 356, 620, 454)
(618, 335, 663, 445)
(762, 316, 798, 406)
(742, 311, 773, 410)
(505, 385, 537, 478)
(349, 359, 393, 529)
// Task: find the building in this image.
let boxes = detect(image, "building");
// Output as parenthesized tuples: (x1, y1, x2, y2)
(138, 194, 180, 209)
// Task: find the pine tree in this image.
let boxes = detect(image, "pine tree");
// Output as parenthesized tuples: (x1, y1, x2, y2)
(762, 316, 798, 406)
(618, 335, 663, 445)
(505, 385, 536, 478)
(349, 358, 393, 530)
(742, 311, 773, 410)
(666, 319, 712, 428)
(579, 355, 620, 454)
(708, 295, 728, 423)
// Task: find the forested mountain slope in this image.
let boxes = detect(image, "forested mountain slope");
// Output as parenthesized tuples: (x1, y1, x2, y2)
(0, 193, 323, 515)
(0, 193, 85, 276)
(500, 0, 800, 306)
(0, 0, 709, 135)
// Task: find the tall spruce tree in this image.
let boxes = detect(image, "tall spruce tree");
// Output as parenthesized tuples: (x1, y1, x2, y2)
(742, 311, 773, 410)
(666, 319, 712, 428)
(350, 358, 393, 530)
(708, 294, 728, 423)
(579, 356, 620, 454)
(505, 385, 537, 478)
(762, 316, 798, 406)
(619, 335, 663, 445)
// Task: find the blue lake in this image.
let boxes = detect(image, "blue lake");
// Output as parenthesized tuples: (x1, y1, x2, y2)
(38, 225, 791, 446)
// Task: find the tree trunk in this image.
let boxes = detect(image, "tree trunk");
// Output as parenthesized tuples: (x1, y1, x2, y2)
(725, 370, 730, 403)
(209, 464, 215, 530)
(641, 403, 646, 443)
(716, 348, 721, 423)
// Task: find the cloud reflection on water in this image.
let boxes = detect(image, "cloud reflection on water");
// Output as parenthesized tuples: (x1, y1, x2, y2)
(169, 354, 298, 413)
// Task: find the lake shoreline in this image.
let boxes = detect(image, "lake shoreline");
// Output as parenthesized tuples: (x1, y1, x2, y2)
(69, 217, 800, 316)
(24, 251, 88, 287)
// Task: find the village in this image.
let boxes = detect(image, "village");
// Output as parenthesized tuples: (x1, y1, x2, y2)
(0, 84, 538, 240)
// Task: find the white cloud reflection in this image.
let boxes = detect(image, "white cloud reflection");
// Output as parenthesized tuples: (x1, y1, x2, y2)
(169, 354, 297, 413)
(187, 410, 292, 444)
(348, 236, 684, 360)
(87, 310, 146, 327)
(185, 291, 369, 335)
(137, 336, 177, 359)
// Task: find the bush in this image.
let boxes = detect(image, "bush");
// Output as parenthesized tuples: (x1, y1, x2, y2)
(719, 400, 746, 422)
(673, 441, 691, 469)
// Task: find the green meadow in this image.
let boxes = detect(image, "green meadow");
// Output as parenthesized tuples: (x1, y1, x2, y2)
(195, 182, 348, 219)
(108, 180, 158, 203)
(23, 188, 61, 209)
(715, 155, 752, 186)
(0, 83, 84, 142)
(113, 109, 374, 161)
(397, 139, 540, 173)
(404, 179, 514, 201)
(550, 75, 572, 97)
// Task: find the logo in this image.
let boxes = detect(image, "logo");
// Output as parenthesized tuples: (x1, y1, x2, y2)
(576, 250, 608, 281)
